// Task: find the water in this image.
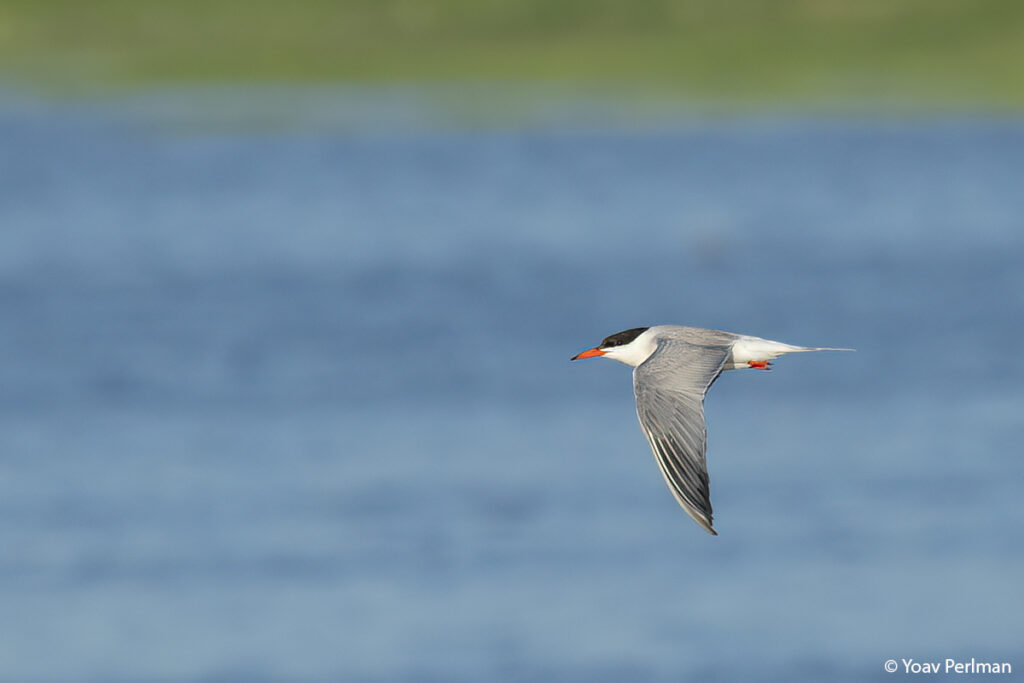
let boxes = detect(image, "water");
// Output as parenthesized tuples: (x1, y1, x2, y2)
(1, 91, 1022, 681)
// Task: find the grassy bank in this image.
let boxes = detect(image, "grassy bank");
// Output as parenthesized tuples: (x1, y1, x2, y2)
(1, 0, 1022, 105)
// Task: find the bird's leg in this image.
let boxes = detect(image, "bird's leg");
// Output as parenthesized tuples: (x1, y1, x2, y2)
(747, 360, 771, 371)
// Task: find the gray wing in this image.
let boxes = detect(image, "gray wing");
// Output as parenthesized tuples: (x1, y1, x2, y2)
(633, 338, 731, 535)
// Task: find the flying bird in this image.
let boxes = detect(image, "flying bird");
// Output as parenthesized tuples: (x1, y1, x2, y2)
(571, 325, 852, 535)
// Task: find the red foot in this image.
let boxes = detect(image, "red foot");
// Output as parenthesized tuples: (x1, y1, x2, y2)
(748, 360, 771, 370)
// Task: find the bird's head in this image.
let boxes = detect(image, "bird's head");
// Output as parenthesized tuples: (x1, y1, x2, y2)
(570, 327, 654, 367)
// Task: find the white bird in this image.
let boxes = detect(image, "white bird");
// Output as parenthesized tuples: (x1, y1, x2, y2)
(571, 325, 852, 535)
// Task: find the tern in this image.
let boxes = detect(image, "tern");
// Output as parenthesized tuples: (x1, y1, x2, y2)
(571, 325, 852, 535)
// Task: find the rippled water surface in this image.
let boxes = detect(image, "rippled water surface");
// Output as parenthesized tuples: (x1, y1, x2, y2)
(1, 91, 1022, 681)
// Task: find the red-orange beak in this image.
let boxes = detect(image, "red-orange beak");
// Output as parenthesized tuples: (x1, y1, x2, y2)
(570, 347, 606, 361)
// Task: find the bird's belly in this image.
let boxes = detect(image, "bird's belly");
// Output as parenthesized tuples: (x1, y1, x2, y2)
(725, 335, 800, 369)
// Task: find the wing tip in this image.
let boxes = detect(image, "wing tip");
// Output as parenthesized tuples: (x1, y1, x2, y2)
(686, 507, 717, 535)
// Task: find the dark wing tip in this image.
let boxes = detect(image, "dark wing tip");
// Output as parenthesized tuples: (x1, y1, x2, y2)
(695, 514, 717, 536)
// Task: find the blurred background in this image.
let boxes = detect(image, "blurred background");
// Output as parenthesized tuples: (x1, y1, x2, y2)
(1, 1, 1022, 680)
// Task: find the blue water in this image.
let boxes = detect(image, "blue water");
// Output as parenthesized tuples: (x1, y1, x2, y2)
(1, 90, 1022, 681)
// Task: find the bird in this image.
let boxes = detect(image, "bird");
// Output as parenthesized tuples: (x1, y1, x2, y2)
(571, 325, 852, 535)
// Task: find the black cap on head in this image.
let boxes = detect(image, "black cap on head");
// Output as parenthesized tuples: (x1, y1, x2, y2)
(600, 327, 649, 349)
